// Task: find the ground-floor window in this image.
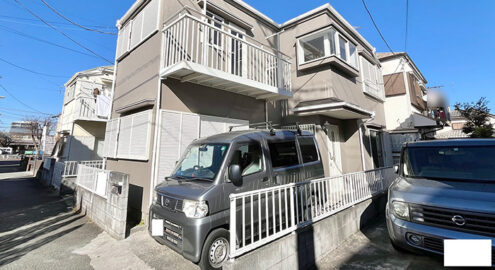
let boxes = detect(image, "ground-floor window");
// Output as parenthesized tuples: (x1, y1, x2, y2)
(362, 128, 385, 169)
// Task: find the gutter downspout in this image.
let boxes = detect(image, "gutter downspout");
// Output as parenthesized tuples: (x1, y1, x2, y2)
(149, 0, 164, 209)
(103, 31, 120, 171)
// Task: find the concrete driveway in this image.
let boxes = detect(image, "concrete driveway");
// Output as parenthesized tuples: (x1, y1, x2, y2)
(316, 216, 445, 270)
(0, 160, 198, 270)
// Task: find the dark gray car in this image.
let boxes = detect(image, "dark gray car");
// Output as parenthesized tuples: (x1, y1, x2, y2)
(149, 129, 324, 269)
(386, 139, 495, 266)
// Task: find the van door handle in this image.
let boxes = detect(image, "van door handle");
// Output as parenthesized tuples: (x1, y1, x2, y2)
(262, 177, 269, 182)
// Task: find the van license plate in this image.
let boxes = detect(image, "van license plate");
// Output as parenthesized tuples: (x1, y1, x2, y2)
(151, 219, 164, 236)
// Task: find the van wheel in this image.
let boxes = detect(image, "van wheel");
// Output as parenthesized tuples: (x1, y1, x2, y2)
(199, 228, 230, 270)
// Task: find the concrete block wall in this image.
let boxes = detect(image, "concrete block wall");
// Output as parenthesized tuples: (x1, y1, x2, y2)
(76, 171, 130, 239)
(224, 194, 387, 270)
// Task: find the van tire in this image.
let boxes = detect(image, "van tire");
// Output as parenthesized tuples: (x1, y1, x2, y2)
(198, 228, 230, 270)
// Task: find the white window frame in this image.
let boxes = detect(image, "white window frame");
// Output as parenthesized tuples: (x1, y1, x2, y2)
(297, 26, 358, 69)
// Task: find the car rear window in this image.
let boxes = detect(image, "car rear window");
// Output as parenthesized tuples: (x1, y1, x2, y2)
(402, 145, 495, 182)
(268, 141, 299, 168)
(298, 137, 318, 163)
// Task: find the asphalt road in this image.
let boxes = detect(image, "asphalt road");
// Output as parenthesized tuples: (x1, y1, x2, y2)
(0, 161, 198, 270)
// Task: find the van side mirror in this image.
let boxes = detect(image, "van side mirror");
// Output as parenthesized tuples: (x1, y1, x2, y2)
(228, 164, 242, 186)
(394, 165, 399, 174)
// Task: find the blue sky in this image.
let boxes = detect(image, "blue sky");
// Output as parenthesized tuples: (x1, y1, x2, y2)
(0, 0, 494, 130)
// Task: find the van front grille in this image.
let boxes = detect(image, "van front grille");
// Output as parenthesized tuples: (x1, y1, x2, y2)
(410, 204, 495, 237)
(158, 194, 183, 212)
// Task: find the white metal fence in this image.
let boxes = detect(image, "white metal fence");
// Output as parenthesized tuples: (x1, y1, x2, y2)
(63, 160, 103, 177)
(229, 167, 395, 258)
(162, 9, 292, 92)
(76, 164, 109, 198)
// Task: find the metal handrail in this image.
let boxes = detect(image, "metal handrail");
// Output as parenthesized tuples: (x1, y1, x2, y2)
(229, 167, 395, 258)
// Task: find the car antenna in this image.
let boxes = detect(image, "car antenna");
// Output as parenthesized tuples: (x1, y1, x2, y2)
(295, 122, 302, 135)
(267, 121, 276, 136)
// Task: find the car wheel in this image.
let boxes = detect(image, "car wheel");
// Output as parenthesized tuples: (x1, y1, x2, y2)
(199, 228, 230, 270)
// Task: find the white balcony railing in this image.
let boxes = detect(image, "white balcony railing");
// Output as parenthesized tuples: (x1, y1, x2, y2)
(229, 167, 395, 258)
(76, 164, 109, 198)
(63, 160, 103, 177)
(161, 9, 292, 97)
(59, 98, 108, 131)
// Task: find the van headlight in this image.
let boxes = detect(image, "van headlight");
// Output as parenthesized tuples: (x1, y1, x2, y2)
(182, 200, 208, 218)
(392, 201, 409, 220)
(153, 190, 159, 204)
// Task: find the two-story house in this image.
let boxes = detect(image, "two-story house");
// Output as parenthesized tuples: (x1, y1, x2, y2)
(378, 52, 447, 163)
(435, 109, 495, 139)
(104, 0, 392, 224)
(56, 66, 114, 162)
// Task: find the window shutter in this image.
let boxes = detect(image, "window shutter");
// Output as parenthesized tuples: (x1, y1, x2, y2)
(130, 12, 143, 49)
(103, 119, 119, 158)
(156, 110, 248, 184)
(200, 115, 248, 137)
(117, 22, 131, 58)
(117, 115, 133, 158)
(142, 0, 158, 38)
(157, 111, 182, 183)
(200, 116, 227, 138)
(129, 110, 152, 159)
(180, 114, 200, 156)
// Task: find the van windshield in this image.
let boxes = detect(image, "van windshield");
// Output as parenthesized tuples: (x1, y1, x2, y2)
(402, 146, 495, 182)
(172, 143, 229, 181)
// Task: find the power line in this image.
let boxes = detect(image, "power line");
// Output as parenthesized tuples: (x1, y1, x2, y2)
(0, 56, 69, 78)
(0, 83, 51, 115)
(39, 0, 117, 35)
(404, 0, 409, 52)
(0, 24, 99, 58)
(0, 106, 50, 114)
(361, 0, 395, 54)
(0, 14, 115, 29)
(13, 0, 113, 64)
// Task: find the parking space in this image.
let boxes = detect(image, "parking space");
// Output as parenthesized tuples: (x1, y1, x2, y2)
(317, 216, 444, 270)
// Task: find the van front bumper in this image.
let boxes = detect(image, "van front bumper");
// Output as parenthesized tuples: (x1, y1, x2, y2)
(148, 203, 227, 263)
(386, 204, 495, 265)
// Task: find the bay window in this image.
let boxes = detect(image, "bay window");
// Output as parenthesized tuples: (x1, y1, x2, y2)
(300, 34, 326, 62)
(338, 35, 347, 61)
(298, 27, 358, 69)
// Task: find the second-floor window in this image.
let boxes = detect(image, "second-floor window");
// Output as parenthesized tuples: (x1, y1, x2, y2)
(298, 27, 358, 69)
(116, 0, 159, 59)
(206, 12, 224, 47)
(360, 56, 385, 100)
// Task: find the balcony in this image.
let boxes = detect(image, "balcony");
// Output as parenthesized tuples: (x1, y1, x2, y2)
(59, 98, 109, 132)
(160, 10, 292, 100)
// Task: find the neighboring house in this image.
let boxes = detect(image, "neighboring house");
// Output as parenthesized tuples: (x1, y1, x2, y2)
(55, 66, 114, 162)
(435, 109, 495, 139)
(9, 121, 35, 154)
(104, 0, 393, 223)
(378, 52, 448, 163)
